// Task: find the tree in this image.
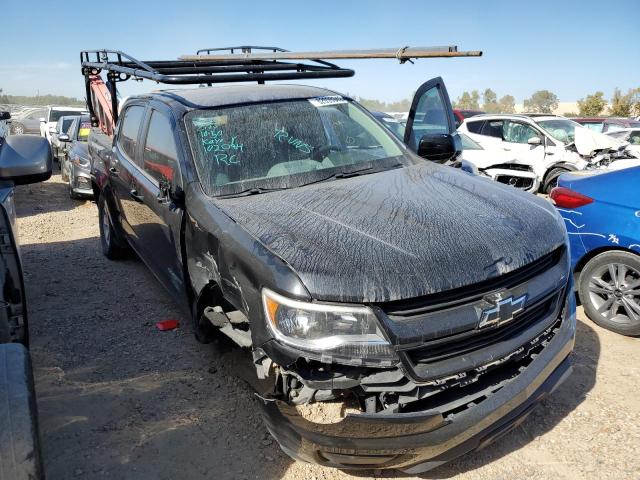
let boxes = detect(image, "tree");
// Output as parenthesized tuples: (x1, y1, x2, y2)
(577, 91, 606, 116)
(497, 94, 516, 113)
(454, 90, 480, 110)
(609, 87, 640, 117)
(482, 88, 499, 113)
(523, 90, 558, 114)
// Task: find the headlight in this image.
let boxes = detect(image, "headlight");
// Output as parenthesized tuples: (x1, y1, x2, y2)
(262, 288, 396, 366)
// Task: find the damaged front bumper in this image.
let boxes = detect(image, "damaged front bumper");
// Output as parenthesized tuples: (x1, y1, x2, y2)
(257, 303, 575, 472)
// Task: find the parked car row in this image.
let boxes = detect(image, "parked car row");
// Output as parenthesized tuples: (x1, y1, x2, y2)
(4, 45, 638, 476)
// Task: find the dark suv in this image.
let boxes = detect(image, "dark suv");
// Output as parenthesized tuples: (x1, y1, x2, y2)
(87, 64, 575, 471)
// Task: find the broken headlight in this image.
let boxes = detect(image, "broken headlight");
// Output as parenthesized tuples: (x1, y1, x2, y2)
(262, 288, 397, 366)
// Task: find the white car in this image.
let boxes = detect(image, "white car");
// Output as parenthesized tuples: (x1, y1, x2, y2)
(458, 114, 638, 193)
(606, 128, 640, 157)
(458, 133, 539, 192)
(39, 106, 87, 143)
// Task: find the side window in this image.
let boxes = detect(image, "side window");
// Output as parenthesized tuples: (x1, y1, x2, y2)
(466, 120, 484, 134)
(408, 85, 450, 149)
(502, 121, 539, 144)
(629, 132, 640, 145)
(118, 106, 145, 162)
(481, 120, 503, 138)
(142, 111, 178, 184)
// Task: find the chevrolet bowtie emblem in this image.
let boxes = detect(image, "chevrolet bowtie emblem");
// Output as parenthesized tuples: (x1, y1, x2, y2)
(478, 293, 528, 329)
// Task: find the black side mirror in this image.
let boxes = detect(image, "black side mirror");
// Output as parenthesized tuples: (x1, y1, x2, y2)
(0, 136, 53, 185)
(417, 133, 461, 163)
(58, 134, 71, 142)
(0, 112, 10, 121)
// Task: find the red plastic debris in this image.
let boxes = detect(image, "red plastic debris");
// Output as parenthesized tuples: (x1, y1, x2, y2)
(155, 319, 180, 331)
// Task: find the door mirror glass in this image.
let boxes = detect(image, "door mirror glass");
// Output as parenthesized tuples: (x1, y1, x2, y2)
(58, 134, 70, 142)
(527, 136, 542, 146)
(417, 133, 460, 163)
(0, 136, 52, 185)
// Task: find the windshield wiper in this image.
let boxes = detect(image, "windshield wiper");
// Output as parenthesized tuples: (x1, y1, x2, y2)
(298, 163, 403, 187)
(216, 186, 287, 199)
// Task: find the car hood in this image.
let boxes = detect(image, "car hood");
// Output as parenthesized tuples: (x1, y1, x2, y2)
(215, 164, 566, 303)
(573, 127, 623, 156)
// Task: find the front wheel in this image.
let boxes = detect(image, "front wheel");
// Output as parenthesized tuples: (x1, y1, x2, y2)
(578, 251, 640, 336)
(98, 195, 129, 260)
(11, 123, 25, 135)
(542, 168, 569, 194)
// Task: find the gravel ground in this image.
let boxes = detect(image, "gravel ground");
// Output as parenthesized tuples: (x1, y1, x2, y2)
(14, 173, 640, 480)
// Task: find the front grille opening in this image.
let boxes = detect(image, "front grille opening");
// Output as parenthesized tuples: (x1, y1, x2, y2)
(398, 318, 561, 417)
(406, 291, 560, 365)
(379, 246, 565, 318)
(495, 175, 534, 190)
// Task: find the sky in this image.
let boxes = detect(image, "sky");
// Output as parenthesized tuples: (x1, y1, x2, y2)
(1, 0, 639, 104)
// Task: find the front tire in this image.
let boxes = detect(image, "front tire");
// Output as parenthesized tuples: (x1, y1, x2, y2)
(578, 250, 640, 336)
(98, 195, 128, 260)
(542, 168, 569, 194)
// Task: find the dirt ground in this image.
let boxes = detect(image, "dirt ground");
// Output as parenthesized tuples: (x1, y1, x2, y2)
(14, 173, 640, 480)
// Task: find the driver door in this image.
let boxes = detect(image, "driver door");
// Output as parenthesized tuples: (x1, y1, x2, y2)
(404, 77, 458, 155)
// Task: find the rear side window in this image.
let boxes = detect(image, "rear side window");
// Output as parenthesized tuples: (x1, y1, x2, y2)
(118, 106, 145, 162)
(481, 120, 503, 138)
(465, 120, 484, 134)
(142, 111, 178, 184)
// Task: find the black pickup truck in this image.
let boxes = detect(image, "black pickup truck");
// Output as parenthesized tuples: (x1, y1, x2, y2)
(84, 50, 575, 473)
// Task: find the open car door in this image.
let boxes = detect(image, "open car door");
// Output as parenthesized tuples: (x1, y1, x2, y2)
(403, 76, 461, 163)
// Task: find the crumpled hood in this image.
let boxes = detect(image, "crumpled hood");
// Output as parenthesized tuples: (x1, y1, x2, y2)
(573, 126, 623, 156)
(216, 164, 566, 303)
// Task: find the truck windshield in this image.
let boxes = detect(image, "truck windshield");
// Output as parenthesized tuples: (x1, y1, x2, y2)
(50, 110, 85, 122)
(186, 97, 408, 197)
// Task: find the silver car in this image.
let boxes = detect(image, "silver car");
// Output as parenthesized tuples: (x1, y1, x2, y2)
(59, 115, 93, 199)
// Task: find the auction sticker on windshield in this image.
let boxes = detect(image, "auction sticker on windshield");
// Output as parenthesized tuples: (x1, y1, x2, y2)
(308, 96, 347, 107)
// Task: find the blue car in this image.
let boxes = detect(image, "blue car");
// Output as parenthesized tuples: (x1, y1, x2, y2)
(551, 166, 640, 336)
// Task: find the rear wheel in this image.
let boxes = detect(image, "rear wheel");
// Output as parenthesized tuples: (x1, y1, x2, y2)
(543, 168, 569, 194)
(578, 251, 640, 336)
(98, 195, 128, 260)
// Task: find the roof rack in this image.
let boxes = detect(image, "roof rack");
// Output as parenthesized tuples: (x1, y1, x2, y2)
(80, 45, 481, 129)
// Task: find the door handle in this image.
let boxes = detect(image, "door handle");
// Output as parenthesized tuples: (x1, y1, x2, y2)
(129, 189, 144, 202)
(109, 166, 119, 176)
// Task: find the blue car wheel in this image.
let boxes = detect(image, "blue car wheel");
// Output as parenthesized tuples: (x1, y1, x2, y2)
(578, 250, 640, 336)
